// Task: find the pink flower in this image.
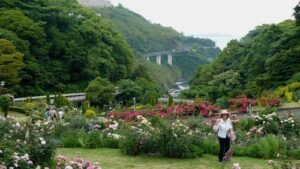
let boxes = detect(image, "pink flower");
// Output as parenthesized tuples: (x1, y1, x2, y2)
(249, 126, 257, 132)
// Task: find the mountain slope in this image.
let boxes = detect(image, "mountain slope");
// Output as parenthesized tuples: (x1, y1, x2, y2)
(0, 0, 136, 96)
(185, 19, 300, 101)
(91, 5, 221, 80)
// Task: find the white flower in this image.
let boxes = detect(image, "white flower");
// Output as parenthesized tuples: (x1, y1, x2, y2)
(39, 137, 44, 141)
(28, 161, 33, 165)
(65, 166, 73, 169)
(16, 123, 20, 128)
(0, 150, 2, 154)
(41, 140, 46, 145)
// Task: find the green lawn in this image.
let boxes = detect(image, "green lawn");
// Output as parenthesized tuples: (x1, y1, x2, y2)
(57, 148, 271, 169)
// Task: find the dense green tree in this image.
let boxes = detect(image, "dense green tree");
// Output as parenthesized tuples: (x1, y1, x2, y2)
(85, 77, 115, 107)
(0, 96, 12, 118)
(116, 79, 142, 105)
(0, 39, 24, 91)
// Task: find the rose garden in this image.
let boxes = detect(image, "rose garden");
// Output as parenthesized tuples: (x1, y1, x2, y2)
(0, 88, 300, 169)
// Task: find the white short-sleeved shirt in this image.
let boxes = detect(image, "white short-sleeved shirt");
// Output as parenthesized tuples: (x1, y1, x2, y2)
(213, 119, 232, 138)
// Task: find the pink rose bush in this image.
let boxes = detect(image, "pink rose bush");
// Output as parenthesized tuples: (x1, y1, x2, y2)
(56, 155, 101, 169)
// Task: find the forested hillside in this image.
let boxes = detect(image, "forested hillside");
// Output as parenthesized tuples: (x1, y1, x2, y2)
(92, 5, 221, 80)
(0, 0, 158, 96)
(184, 13, 300, 102)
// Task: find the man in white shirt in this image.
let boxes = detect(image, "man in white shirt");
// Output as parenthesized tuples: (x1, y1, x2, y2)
(213, 109, 233, 162)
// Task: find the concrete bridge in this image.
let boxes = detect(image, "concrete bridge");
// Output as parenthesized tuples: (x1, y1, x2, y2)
(143, 48, 191, 66)
(143, 46, 217, 65)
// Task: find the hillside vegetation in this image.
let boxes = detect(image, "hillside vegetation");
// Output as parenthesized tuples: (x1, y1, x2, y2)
(185, 16, 300, 102)
(0, 0, 149, 96)
(93, 5, 221, 80)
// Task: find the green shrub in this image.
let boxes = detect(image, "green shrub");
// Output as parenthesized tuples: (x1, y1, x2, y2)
(247, 135, 286, 159)
(83, 131, 102, 148)
(246, 144, 262, 158)
(159, 126, 196, 158)
(84, 109, 96, 118)
(162, 136, 195, 158)
(258, 107, 277, 116)
(187, 117, 203, 130)
(62, 137, 81, 148)
(291, 149, 300, 159)
(191, 145, 204, 157)
(62, 132, 82, 148)
(202, 136, 219, 155)
(0, 117, 56, 167)
(236, 118, 256, 131)
(233, 145, 247, 156)
(294, 89, 300, 102)
(102, 137, 119, 148)
(119, 127, 148, 155)
(65, 115, 89, 130)
(0, 96, 12, 117)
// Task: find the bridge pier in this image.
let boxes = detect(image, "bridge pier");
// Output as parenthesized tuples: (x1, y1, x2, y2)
(167, 54, 172, 66)
(156, 55, 161, 65)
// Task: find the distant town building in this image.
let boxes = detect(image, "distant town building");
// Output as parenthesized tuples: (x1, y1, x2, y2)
(77, 0, 112, 7)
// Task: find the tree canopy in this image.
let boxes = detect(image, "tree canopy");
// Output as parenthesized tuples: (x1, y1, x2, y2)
(187, 18, 300, 101)
(0, 0, 135, 96)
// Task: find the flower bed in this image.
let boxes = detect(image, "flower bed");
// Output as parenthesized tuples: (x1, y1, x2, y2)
(0, 117, 56, 168)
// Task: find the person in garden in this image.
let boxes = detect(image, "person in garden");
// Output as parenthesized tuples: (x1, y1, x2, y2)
(213, 109, 234, 162)
(44, 108, 50, 121)
(58, 108, 65, 122)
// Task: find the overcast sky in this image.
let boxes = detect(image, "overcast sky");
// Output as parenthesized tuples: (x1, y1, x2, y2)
(110, 0, 299, 48)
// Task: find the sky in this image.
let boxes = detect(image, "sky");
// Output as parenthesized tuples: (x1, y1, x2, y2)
(110, 0, 299, 48)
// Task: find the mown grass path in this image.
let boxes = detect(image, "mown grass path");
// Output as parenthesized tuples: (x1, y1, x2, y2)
(57, 148, 271, 169)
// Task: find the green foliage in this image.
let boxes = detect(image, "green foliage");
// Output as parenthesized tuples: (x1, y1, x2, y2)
(291, 149, 300, 159)
(86, 77, 115, 107)
(119, 127, 149, 155)
(0, 39, 24, 92)
(167, 95, 174, 107)
(97, 5, 220, 80)
(247, 135, 286, 159)
(83, 131, 103, 148)
(0, 0, 136, 96)
(65, 115, 89, 130)
(275, 82, 300, 102)
(116, 79, 142, 105)
(84, 109, 96, 119)
(189, 19, 300, 100)
(54, 94, 70, 107)
(62, 131, 82, 148)
(0, 96, 12, 117)
(258, 107, 277, 116)
(0, 118, 56, 167)
(81, 100, 90, 114)
(46, 93, 51, 105)
(158, 123, 199, 158)
(101, 137, 119, 149)
(202, 136, 219, 155)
